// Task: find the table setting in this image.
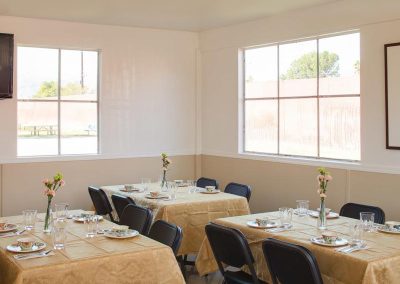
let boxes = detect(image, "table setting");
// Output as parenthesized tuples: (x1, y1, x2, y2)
(196, 168, 400, 284)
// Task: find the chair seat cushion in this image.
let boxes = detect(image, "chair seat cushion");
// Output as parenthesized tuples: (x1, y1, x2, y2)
(225, 270, 265, 284)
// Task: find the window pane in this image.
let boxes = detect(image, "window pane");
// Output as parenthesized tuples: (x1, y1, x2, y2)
(245, 100, 278, 153)
(279, 98, 317, 156)
(60, 102, 97, 154)
(61, 50, 98, 101)
(17, 47, 58, 100)
(17, 101, 58, 156)
(319, 33, 360, 96)
(279, 40, 317, 97)
(245, 46, 278, 98)
(320, 97, 360, 160)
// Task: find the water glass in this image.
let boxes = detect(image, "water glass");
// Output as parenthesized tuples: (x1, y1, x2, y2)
(279, 207, 293, 228)
(52, 218, 67, 250)
(360, 212, 375, 232)
(296, 200, 309, 217)
(86, 214, 99, 238)
(23, 209, 37, 230)
(55, 203, 69, 220)
(349, 221, 364, 245)
(187, 180, 196, 194)
(141, 178, 152, 192)
(169, 181, 177, 200)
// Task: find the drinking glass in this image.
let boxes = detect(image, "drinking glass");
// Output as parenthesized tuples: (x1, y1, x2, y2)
(296, 200, 309, 217)
(23, 209, 37, 230)
(360, 212, 375, 232)
(349, 221, 364, 245)
(279, 207, 293, 228)
(55, 203, 69, 220)
(169, 181, 177, 200)
(141, 178, 152, 192)
(86, 214, 99, 238)
(187, 180, 196, 194)
(52, 218, 67, 249)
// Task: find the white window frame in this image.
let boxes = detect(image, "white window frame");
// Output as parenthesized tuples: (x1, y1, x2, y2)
(241, 31, 360, 162)
(17, 46, 100, 157)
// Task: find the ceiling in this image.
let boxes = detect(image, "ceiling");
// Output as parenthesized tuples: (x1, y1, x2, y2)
(0, 0, 338, 32)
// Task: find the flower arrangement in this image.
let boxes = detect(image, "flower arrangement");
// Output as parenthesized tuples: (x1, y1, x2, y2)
(317, 167, 332, 199)
(160, 153, 171, 188)
(316, 167, 332, 230)
(43, 172, 65, 232)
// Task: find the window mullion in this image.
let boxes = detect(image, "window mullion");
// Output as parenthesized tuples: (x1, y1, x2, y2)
(57, 49, 61, 155)
(317, 39, 320, 158)
(277, 45, 280, 155)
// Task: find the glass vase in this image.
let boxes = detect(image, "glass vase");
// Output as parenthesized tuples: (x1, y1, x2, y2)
(44, 198, 53, 233)
(160, 170, 168, 192)
(318, 198, 327, 230)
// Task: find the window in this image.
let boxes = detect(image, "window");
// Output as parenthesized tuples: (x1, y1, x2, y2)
(243, 32, 360, 161)
(17, 47, 99, 156)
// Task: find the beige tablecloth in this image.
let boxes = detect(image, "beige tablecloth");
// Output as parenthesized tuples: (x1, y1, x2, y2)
(101, 184, 251, 255)
(195, 212, 400, 284)
(0, 210, 184, 284)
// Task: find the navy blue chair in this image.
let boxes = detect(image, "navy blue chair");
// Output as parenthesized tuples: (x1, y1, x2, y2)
(111, 194, 136, 220)
(196, 177, 219, 189)
(340, 203, 385, 224)
(224, 182, 251, 201)
(88, 186, 116, 223)
(120, 204, 153, 235)
(205, 223, 264, 284)
(262, 238, 323, 284)
(148, 220, 182, 255)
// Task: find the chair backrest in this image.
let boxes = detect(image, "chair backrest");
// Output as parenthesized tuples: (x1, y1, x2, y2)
(196, 177, 219, 189)
(111, 194, 136, 220)
(88, 186, 115, 223)
(224, 182, 251, 201)
(205, 223, 260, 283)
(148, 220, 183, 255)
(262, 238, 323, 284)
(340, 203, 385, 224)
(120, 204, 153, 235)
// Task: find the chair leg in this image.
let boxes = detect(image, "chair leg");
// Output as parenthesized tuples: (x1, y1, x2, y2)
(177, 256, 186, 280)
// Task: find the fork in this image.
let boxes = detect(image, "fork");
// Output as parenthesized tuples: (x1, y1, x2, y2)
(14, 250, 53, 260)
(0, 229, 26, 238)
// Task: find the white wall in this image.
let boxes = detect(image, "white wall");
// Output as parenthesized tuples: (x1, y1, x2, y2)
(0, 16, 199, 162)
(200, 0, 400, 174)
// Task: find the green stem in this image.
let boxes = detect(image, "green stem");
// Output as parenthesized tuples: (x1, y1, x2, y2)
(44, 197, 52, 230)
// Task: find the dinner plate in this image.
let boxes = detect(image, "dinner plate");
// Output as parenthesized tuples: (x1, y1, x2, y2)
(199, 189, 220, 194)
(7, 241, 46, 253)
(72, 215, 104, 222)
(310, 237, 348, 247)
(145, 194, 169, 199)
(377, 227, 400, 234)
(247, 220, 278, 229)
(104, 229, 139, 239)
(308, 211, 339, 219)
(120, 188, 142, 193)
(0, 224, 18, 233)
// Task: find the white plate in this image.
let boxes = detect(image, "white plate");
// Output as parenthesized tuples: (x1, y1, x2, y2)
(377, 227, 400, 234)
(310, 237, 348, 247)
(145, 194, 169, 199)
(120, 187, 142, 193)
(199, 189, 220, 194)
(72, 215, 104, 222)
(7, 242, 46, 253)
(247, 220, 278, 229)
(0, 224, 18, 233)
(308, 211, 339, 219)
(104, 229, 139, 239)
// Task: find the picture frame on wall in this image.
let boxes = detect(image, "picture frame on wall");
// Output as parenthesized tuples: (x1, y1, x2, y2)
(384, 42, 400, 150)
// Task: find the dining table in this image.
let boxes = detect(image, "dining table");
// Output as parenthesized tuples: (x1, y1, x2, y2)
(195, 211, 400, 284)
(0, 210, 185, 284)
(101, 183, 250, 256)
